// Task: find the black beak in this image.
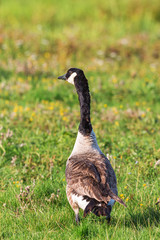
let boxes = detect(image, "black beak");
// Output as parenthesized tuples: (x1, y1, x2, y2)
(58, 74, 66, 80)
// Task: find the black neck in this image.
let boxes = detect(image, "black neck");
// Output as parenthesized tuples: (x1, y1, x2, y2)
(74, 75, 92, 135)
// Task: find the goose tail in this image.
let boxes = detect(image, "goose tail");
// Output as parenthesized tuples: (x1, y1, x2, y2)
(109, 190, 127, 207)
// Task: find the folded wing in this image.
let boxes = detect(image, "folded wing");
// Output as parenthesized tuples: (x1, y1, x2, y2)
(66, 155, 126, 207)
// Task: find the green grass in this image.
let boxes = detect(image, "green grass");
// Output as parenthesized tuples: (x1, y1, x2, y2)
(0, 0, 160, 239)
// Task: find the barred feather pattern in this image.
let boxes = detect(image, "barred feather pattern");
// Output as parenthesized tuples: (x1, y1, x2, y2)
(66, 152, 126, 217)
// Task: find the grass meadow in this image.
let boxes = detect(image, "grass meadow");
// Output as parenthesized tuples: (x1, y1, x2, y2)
(0, 0, 160, 239)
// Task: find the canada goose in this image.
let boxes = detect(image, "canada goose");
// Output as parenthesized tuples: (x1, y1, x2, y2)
(58, 68, 126, 223)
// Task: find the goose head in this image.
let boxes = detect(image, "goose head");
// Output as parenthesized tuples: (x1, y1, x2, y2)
(58, 68, 85, 85)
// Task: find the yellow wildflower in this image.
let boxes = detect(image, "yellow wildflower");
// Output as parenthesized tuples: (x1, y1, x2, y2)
(104, 104, 107, 108)
(18, 77, 23, 82)
(112, 77, 117, 84)
(115, 121, 119, 126)
(112, 107, 118, 114)
(62, 116, 67, 121)
(44, 52, 51, 59)
(19, 106, 23, 113)
(143, 184, 146, 187)
(48, 106, 54, 110)
(120, 194, 124, 199)
(60, 110, 64, 116)
(25, 107, 30, 112)
(126, 198, 129, 202)
(141, 113, 146, 118)
(13, 106, 18, 113)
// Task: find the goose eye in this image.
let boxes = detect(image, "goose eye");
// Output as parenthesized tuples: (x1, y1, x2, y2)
(69, 71, 73, 76)
(66, 71, 72, 79)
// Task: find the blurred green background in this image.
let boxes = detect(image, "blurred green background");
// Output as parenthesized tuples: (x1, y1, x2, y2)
(1, 0, 160, 73)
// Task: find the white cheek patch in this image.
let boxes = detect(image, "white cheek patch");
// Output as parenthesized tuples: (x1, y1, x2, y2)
(67, 72, 77, 85)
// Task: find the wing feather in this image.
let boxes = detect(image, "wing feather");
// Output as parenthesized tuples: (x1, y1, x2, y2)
(66, 158, 101, 184)
(66, 154, 126, 207)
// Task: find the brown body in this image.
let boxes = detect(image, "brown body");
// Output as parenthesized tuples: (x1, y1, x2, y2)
(66, 152, 126, 221)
